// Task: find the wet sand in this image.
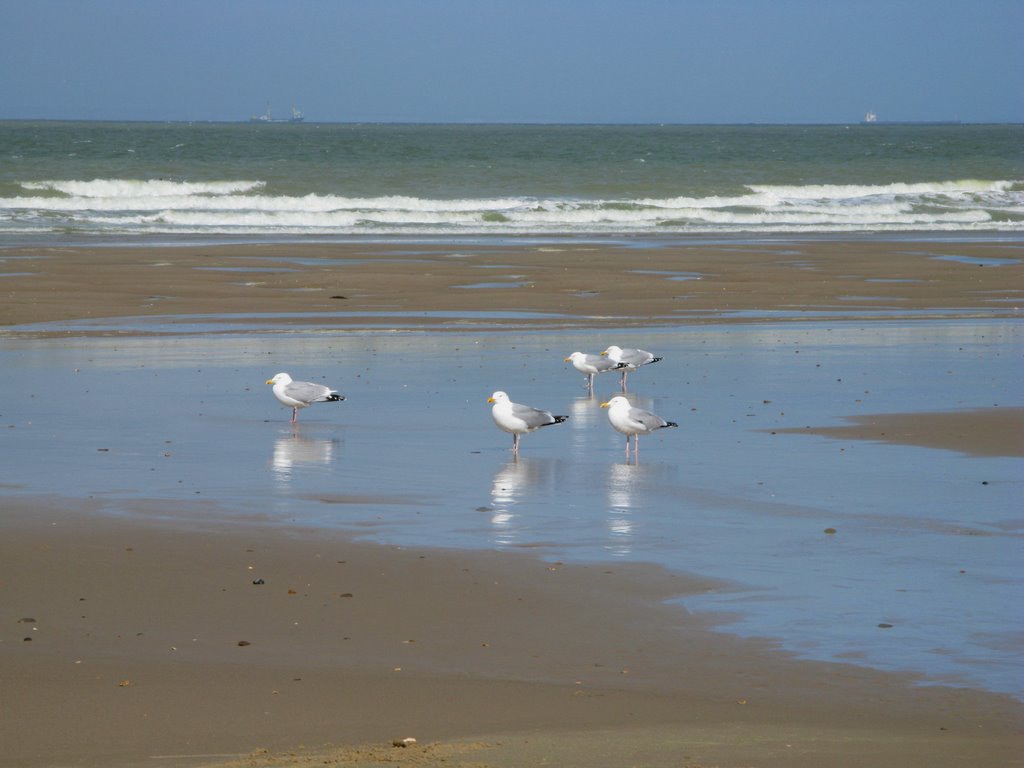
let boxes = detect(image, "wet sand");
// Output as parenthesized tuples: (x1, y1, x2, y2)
(3, 500, 1021, 768)
(777, 407, 1024, 458)
(2, 238, 1022, 330)
(1, 237, 1023, 766)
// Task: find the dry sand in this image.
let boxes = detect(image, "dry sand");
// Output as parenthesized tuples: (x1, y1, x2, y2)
(1, 238, 1022, 767)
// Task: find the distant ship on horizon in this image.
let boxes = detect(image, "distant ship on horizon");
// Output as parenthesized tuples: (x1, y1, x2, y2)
(250, 103, 304, 124)
(862, 110, 961, 126)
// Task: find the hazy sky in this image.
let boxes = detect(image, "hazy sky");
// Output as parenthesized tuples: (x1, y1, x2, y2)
(3, 0, 1022, 124)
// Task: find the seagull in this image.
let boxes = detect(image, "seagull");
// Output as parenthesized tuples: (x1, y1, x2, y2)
(488, 391, 568, 454)
(600, 395, 677, 457)
(600, 345, 662, 389)
(266, 372, 345, 423)
(564, 351, 626, 391)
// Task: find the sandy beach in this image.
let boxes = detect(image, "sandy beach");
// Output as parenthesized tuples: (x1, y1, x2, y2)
(3, 498, 1021, 768)
(1, 237, 1022, 767)
(3, 238, 1022, 331)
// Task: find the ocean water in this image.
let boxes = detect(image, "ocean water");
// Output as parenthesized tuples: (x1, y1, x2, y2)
(1, 121, 1022, 239)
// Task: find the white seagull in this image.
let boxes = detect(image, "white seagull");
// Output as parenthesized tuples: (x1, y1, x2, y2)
(488, 391, 568, 454)
(564, 351, 626, 391)
(600, 345, 662, 389)
(600, 395, 677, 457)
(266, 372, 345, 423)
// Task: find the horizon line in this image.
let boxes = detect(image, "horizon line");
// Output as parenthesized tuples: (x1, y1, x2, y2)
(1, 117, 1020, 127)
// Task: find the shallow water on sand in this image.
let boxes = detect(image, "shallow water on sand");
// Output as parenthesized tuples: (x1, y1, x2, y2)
(1, 320, 1021, 697)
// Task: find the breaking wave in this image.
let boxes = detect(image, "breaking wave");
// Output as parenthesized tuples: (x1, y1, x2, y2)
(2, 177, 1021, 237)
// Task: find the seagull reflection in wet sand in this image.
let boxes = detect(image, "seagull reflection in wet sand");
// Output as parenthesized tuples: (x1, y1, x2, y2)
(488, 459, 530, 542)
(270, 432, 339, 480)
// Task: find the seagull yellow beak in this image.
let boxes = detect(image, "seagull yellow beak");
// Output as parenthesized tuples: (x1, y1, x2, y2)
(599, 350, 608, 356)
(563, 356, 572, 362)
(600, 401, 611, 408)
(266, 379, 274, 385)
(487, 396, 496, 403)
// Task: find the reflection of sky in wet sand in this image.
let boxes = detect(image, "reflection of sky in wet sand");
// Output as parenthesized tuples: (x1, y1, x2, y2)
(1, 320, 1022, 699)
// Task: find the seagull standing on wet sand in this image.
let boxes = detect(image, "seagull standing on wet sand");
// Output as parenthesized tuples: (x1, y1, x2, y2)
(488, 391, 568, 454)
(600, 345, 662, 389)
(600, 395, 677, 457)
(564, 351, 626, 392)
(267, 372, 345, 423)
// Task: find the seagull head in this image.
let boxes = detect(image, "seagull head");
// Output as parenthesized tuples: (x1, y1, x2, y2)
(267, 372, 292, 386)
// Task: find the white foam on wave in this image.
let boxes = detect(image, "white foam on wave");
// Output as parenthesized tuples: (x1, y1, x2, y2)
(3, 177, 1022, 235)
(152, 208, 487, 228)
(747, 179, 1016, 200)
(21, 178, 265, 198)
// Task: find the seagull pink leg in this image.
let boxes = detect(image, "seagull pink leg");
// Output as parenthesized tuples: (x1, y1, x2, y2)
(291, 407, 298, 423)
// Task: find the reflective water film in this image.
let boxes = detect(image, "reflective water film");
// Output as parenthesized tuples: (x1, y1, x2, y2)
(1, 321, 1021, 697)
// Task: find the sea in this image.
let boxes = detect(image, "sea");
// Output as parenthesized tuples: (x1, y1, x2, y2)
(0, 121, 1022, 240)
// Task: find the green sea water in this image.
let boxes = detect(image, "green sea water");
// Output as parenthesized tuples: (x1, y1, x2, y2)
(1, 121, 1021, 239)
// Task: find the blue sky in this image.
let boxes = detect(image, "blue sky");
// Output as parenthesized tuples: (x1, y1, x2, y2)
(3, 0, 1021, 123)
